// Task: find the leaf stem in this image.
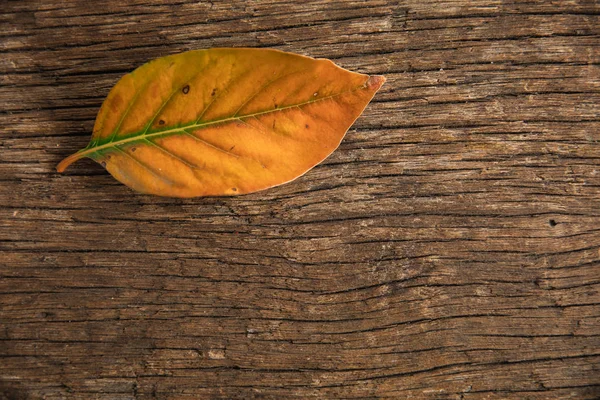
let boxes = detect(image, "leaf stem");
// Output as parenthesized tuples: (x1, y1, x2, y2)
(56, 150, 87, 172)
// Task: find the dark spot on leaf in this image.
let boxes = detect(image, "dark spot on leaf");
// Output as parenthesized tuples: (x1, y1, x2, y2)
(305, 124, 309, 128)
(274, 103, 278, 108)
(549, 219, 557, 227)
(231, 187, 237, 192)
(111, 94, 123, 111)
(101, 161, 107, 167)
(182, 85, 190, 94)
(131, 147, 136, 152)
(159, 120, 165, 125)
(230, 145, 235, 151)
(211, 88, 217, 96)
(106, 155, 111, 160)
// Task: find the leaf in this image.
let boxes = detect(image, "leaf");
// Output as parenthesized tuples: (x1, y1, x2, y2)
(57, 48, 385, 197)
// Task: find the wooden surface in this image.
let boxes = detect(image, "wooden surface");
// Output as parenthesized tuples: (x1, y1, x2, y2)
(2, 1, 600, 398)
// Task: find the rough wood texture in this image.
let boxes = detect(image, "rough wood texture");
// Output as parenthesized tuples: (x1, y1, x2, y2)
(2, 1, 599, 399)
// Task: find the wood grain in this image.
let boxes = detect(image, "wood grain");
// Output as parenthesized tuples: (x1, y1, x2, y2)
(1, 0, 599, 398)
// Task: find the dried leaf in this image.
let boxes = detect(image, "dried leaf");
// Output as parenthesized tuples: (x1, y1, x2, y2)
(57, 48, 385, 197)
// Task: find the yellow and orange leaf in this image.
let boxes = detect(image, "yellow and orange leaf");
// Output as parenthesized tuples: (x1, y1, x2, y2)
(57, 48, 385, 197)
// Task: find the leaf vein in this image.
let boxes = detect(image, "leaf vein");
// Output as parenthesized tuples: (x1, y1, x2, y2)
(182, 129, 240, 159)
(113, 146, 175, 185)
(144, 138, 205, 171)
(232, 69, 304, 117)
(194, 68, 258, 124)
(107, 75, 155, 143)
(142, 66, 209, 135)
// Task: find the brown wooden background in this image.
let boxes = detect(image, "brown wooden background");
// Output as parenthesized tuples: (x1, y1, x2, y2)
(2, 1, 600, 399)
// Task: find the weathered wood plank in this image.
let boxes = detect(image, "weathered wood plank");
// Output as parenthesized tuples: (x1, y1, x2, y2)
(1, 0, 599, 399)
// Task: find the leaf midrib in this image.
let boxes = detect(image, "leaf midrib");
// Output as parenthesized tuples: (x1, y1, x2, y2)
(78, 84, 365, 160)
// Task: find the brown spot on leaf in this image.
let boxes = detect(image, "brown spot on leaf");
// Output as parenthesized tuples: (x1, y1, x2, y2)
(211, 88, 217, 96)
(231, 187, 237, 192)
(182, 85, 190, 94)
(131, 147, 136, 152)
(230, 145, 235, 151)
(159, 120, 165, 125)
(305, 124, 309, 128)
(111, 94, 123, 112)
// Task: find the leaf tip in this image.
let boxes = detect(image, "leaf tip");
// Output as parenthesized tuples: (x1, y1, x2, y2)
(366, 75, 386, 91)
